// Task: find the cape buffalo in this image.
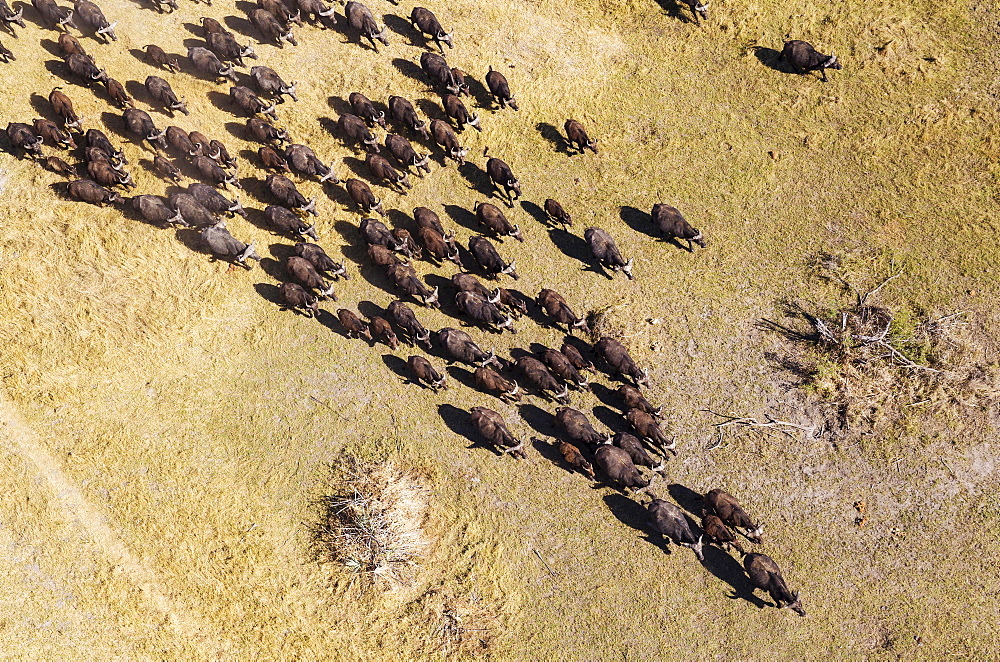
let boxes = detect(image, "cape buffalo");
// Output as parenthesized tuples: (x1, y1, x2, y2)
(407, 355, 446, 390)
(418, 227, 461, 266)
(32, 0, 75, 30)
(84, 128, 125, 163)
(651, 203, 705, 250)
(552, 438, 593, 478)
(420, 52, 458, 94)
(456, 291, 515, 333)
(265, 173, 316, 215)
(701, 513, 745, 555)
(188, 46, 238, 83)
(133, 194, 185, 226)
(145, 44, 180, 72)
(6, 123, 42, 159)
(555, 406, 608, 448)
(585, 227, 633, 279)
(33, 118, 75, 150)
(443, 94, 480, 132)
(594, 444, 649, 490)
(265, 205, 317, 240)
(251, 65, 297, 102)
(474, 366, 519, 402)
(705, 489, 764, 543)
(57, 33, 86, 57)
(73, 0, 116, 41)
(595, 336, 648, 386)
(536, 288, 588, 334)
(345, 1, 387, 51)
(486, 67, 518, 110)
(475, 202, 522, 241)
(68, 178, 119, 205)
(469, 235, 517, 280)
(65, 53, 108, 85)
(145, 76, 188, 115)
(250, 8, 297, 46)
(42, 155, 77, 176)
(349, 92, 386, 128)
(619, 384, 661, 418)
(279, 281, 318, 317)
(613, 431, 660, 469)
(201, 224, 261, 268)
(560, 341, 593, 373)
(346, 178, 384, 215)
(366, 153, 410, 191)
(338, 112, 379, 152)
(338, 308, 371, 340)
(287, 255, 335, 299)
(169, 193, 217, 227)
(430, 119, 467, 164)
(436, 327, 499, 367)
(565, 119, 597, 154)
(87, 159, 134, 189)
(192, 154, 240, 189)
(386, 134, 430, 176)
(627, 408, 676, 456)
(104, 78, 133, 109)
(231, 85, 276, 119)
(517, 356, 569, 403)
(647, 499, 703, 560)
(360, 217, 399, 249)
(540, 348, 588, 390)
(284, 144, 337, 182)
(246, 117, 289, 145)
(744, 553, 805, 615)
(49, 88, 81, 130)
(295, 242, 347, 279)
(387, 263, 439, 307)
(207, 30, 256, 66)
(390, 300, 431, 348)
(470, 407, 525, 458)
(781, 39, 841, 82)
(369, 316, 398, 349)
(486, 157, 520, 204)
(259, 146, 289, 171)
(189, 183, 246, 218)
(410, 7, 452, 52)
(388, 96, 429, 140)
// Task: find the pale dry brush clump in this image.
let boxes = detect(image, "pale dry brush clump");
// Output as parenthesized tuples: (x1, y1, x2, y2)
(763, 260, 1000, 437)
(311, 458, 430, 589)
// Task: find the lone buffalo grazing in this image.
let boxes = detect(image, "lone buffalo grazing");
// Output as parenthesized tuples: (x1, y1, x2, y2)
(564, 119, 597, 153)
(744, 553, 806, 616)
(781, 40, 842, 82)
(585, 227, 633, 280)
(651, 203, 705, 250)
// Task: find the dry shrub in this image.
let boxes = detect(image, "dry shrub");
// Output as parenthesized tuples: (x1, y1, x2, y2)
(417, 588, 497, 658)
(764, 265, 1000, 438)
(312, 458, 430, 589)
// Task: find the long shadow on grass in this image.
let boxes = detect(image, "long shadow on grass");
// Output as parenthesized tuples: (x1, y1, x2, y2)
(752, 46, 792, 74)
(592, 405, 626, 434)
(603, 493, 650, 536)
(518, 403, 554, 436)
(381, 353, 411, 382)
(391, 57, 426, 86)
(439, 403, 500, 454)
(383, 13, 423, 47)
(536, 122, 571, 155)
(253, 282, 283, 305)
(667, 483, 705, 516)
(547, 227, 596, 270)
(700, 545, 768, 608)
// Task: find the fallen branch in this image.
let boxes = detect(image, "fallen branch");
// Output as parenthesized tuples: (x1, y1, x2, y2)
(703, 409, 817, 442)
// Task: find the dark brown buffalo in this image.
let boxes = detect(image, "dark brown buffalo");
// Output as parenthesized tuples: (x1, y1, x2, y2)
(345, 1, 387, 50)
(387, 263, 439, 307)
(348, 92, 386, 128)
(368, 244, 404, 267)
(544, 198, 571, 226)
(540, 348, 588, 390)
(188, 46, 238, 83)
(74, 0, 116, 41)
(346, 178, 384, 215)
(456, 291, 515, 333)
(436, 327, 499, 367)
(420, 52, 458, 94)
(619, 385, 661, 418)
(474, 366, 519, 402)
(366, 153, 410, 191)
(486, 66, 518, 110)
(651, 203, 705, 250)
(385, 134, 430, 176)
(250, 8, 297, 46)
(124, 108, 167, 149)
(613, 431, 660, 469)
(153, 155, 182, 182)
(564, 119, 597, 154)
(265, 173, 316, 214)
(192, 155, 240, 189)
(595, 336, 648, 386)
(231, 85, 276, 119)
(369, 316, 398, 349)
(474, 201, 522, 242)
(6, 123, 42, 158)
(452, 273, 492, 299)
(414, 206, 445, 234)
(678, 0, 708, 24)
(87, 159, 134, 188)
(259, 145, 289, 171)
(389, 300, 431, 348)
(67, 178, 120, 205)
(33, 118, 75, 149)
(188, 183, 246, 218)
(246, 117, 289, 145)
(256, 0, 300, 30)
(560, 341, 593, 373)
(250, 65, 297, 102)
(360, 217, 399, 249)
(585, 227, 633, 279)
(418, 227, 461, 267)
(169, 193, 217, 227)
(104, 78, 133, 109)
(201, 224, 261, 268)
(388, 96, 429, 140)
(189, 130, 213, 154)
(64, 53, 107, 84)
(145, 44, 180, 72)
(165, 126, 198, 157)
(338, 308, 371, 340)
(442, 94, 480, 132)
(207, 30, 256, 66)
(33, 0, 75, 30)
(199, 16, 227, 35)
(57, 33, 86, 57)
(410, 7, 451, 52)
(626, 408, 675, 455)
(430, 119, 466, 164)
(295, 242, 347, 279)
(85, 128, 125, 163)
(297, 0, 336, 23)
(133, 194, 185, 226)
(705, 489, 764, 543)
(209, 140, 235, 168)
(594, 444, 649, 490)
(517, 357, 569, 403)
(42, 155, 77, 177)
(391, 228, 420, 259)
(49, 88, 81, 130)
(449, 67, 470, 97)
(287, 255, 335, 299)
(470, 407, 525, 458)
(407, 355, 446, 390)
(744, 554, 805, 616)
(781, 40, 841, 82)
(279, 282, 318, 317)
(265, 205, 317, 240)
(492, 287, 527, 318)
(0, 0, 24, 30)
(486, 157, 520, 204)
(555, 406, 607, 448)
(647, 499, 703, 560)
(338, 112, 379, 152)
(701, 513, 744, 555)
(145, 76, 188, 115)
(85, 145, 124, 167)
(469, 235, 517, 280)
(284, 144, 337, 182)
(536, 288, 588, 333)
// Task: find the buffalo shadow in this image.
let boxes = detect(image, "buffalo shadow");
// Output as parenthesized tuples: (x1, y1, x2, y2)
(589, 382, 622, 411)
(518, 403, 554, 437)
(442, 203, 479, 233)
(530, 435, 591, 477)
(386, 207, 415, 231)
(257, 256, 286, 282)
(224, 121, 246, 141)
(223, 14, 256, 40)
(29, 93, 60, 124)
(415, 98, 446, 123)
(438, 403, 500, 454)
(535, 122, 571, 155)
(182, 21, 202, 36)
(383, 13, 423, 47)
(205, 90, 233, 115)
(341, 155, 372, 182)
(752, 46, 791, 74)
(603, 493, 653, 538)
(327, 94, 352, 115)
(547, 227, 598, 271)
(667, 483, 705, 516)
(445, 364, 478, 390)
(700, 544, 768, 608)
(391, 57, 426, 86)
(39, 38, 63, 58)
(458, 161, 493, 198)
(175, 226, 209, 256)
(653, 0, 696, 24)
(619, 205, 656, 238)
(253, 282, 283, 306)
(520, 200, 552, 227)
(357, 299, 386, 320)
(592, 405, 627, 435)
(381, 353, 411, 382)
(465, 75, 493, 111)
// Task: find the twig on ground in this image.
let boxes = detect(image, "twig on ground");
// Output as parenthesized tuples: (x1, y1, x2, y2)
(703, 409, 817, 441)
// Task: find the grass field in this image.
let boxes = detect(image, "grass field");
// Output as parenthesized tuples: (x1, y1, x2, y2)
(1, 0, 999, 657)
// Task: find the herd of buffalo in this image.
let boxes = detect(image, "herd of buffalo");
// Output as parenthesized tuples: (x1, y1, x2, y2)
(0, 0, 836, 619)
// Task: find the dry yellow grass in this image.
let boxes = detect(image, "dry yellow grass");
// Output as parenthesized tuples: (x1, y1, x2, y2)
(1, 0, 999, 657)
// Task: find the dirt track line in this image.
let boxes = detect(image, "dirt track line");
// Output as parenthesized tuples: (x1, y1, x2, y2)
(0, 396, 233, 660)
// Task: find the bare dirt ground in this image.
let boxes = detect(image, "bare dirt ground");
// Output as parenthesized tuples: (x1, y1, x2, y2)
(1, 0, 999, 658)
